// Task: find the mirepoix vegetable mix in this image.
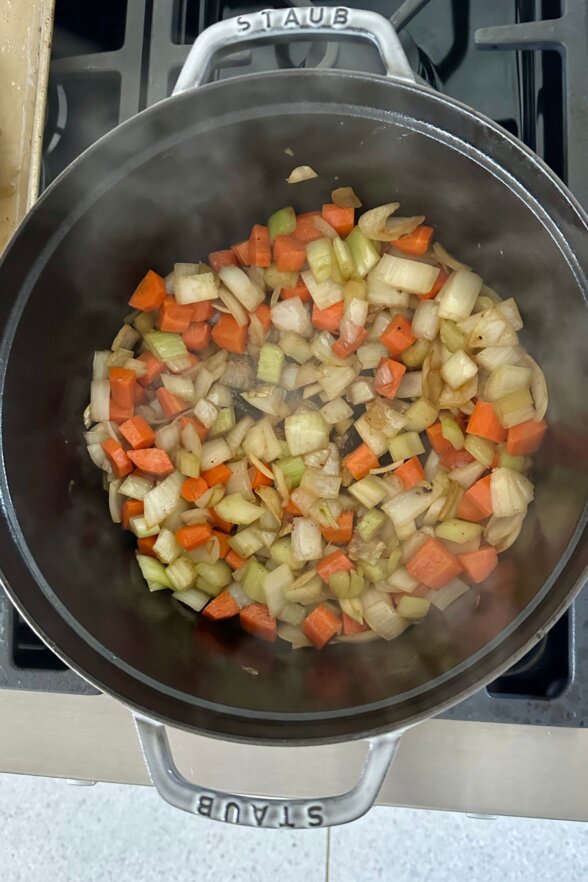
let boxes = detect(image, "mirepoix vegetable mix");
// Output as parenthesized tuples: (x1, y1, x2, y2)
(85, 190, 549, 650)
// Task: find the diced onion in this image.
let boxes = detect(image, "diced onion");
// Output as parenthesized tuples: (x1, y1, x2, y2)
(287, 165, 318, 183)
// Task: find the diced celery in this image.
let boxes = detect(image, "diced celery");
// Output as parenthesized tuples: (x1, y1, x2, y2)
(228, 526, 264, 558)
(196, 576, 223, 597)
(333, 237, 355, 280)
(465, 435, 495, 468)
(330, 569, 364, 599)
(166, 555, 197, 591)
(403, 398, 439, 432)
(349, 476, 387, 509)
(440, 320, 467, 353)
(144, 331, 188, 363)
(172, 588, 210, 612)
(267, 206, 296, 241)
(178, 451, 200, 478)
(306, 237, 333, 282)
(215, 493, 264, 526)
(499, 451, 525, 472)
(129, 516, 160, 539)
(269, 537, 302, 569)
(242, 559, 268, 603)
(284, 573, 323, 604)
(441, 417, 465, 450)
(280, 332, 312, 364)
(401, 339, 430, 368)
(359, 560, 387, 583)
(357, 509, 386, 542)
(196, 560, 232, 589)
(257, 343, 285, 385)
(389, 431, 425, 462)
(346, 226, 380, 277)
(435, 519, 483, 543)
(136, 554, 172, 589)
(210, 407, 236, 438)
(278, 456, 305, 489)
(396, 596, 431, 620)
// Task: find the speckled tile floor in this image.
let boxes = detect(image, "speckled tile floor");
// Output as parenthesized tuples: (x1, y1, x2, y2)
(0, 774, 587, 881)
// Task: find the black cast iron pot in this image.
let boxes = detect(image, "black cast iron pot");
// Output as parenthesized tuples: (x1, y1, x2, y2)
(0, 8, 586, 827)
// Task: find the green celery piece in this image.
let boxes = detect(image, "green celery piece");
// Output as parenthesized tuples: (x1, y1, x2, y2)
(346, 226, 379, 277)
(257, 343, 285, 385)
(268, 206, 296, 242)
(278, 456, 305, 489)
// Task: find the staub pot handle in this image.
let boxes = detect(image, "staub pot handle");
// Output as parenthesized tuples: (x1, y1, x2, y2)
(135, 716, 403, 829)
(173, 6, 416, 93)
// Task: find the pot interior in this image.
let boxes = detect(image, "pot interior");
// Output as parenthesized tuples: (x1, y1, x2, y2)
(0, 72, 587, 740)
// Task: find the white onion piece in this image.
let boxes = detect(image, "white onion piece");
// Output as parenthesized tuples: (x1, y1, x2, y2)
(432, 242, 471, 272)
(332, 186, 362, 208)
(219, 266, 264, 311)
(90, 379, 110, 423)
(373, 254, 439, 294)
(292, 518, 323, 561)
(217, 285, 249, 327)
(287, 165, 318, 183)
(436, 270, 483, 321)
(271, 298, 312, 336)
(313, 216, 338, 239)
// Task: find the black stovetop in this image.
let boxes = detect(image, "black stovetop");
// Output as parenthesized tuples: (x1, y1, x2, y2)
(2, 0, 586, 724)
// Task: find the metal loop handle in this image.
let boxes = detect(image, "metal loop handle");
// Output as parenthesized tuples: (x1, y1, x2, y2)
(173, 6, 415, 94)
(135, 715, 403, 828)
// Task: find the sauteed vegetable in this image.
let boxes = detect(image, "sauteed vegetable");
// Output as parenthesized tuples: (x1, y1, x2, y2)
(84, 193, 548, 649)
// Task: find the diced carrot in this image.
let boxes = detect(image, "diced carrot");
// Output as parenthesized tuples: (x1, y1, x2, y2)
(251, 466, 273, 490)
(249, 224, 271, 267)
(392, 224, 434, 256)
(211, 313, 248, 354)
(109, 367, 136, 410)
(109, 402, 134, 423)
(182, 322, 211, 352)
(101, 438, 133, 479)
(203, 590, 240, 620)
(321, 511, 354, 544)
(380, 314, 416, 356)
(294, 211, 323, 243)
(180, 415, 208, 442)
(507, 419, 548, 456)
(128, 269, 167, 311)
(426, 422, 452, 455)
(208, 249, 238, 272)
(281, 278, 311, 302)
(212, 530, 231, 558)
(119, 415, 155, 450)
(122, 499, 144, 530)
(157, 295, 192, 333)
(332, 327, 368, 358)
(316, 549, 355, 584)
(156, 386, 188, 418)
(254, 303, 272, 332)
(312, 300, 344, 333)
(137, 535, 157, 557)
(226, 549, 248, 570)
(192, 300, 214, 322)
(418, 266, 448, 300)
(239, 603, 277, 642)
(406, 537, 463, 589)
(137, 351, 164, 387)
(134, 385, 146, 406)
(467, 400, 507, 443)
(458, 546, 498, 584)
(273, 235, 306, 272)
(302, 604, 342, 649)
(181, 476, 208, 503)
(285, 497, 303, 516)
(456, 474, 493, 522)
(439, 447, 475, 470)
(202, 463, 231, 486)
(374, 357, 406, 399)
(127, 447, 174, 478)
(343, 443, 379, 480)
(231, 240, 250, 266)
(395, 456, 425, 489)
(175, 523, 213, 551)
(209, 508, 232, 533)
(342, 613, 369, 636)
(321, 203, 355, 237)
